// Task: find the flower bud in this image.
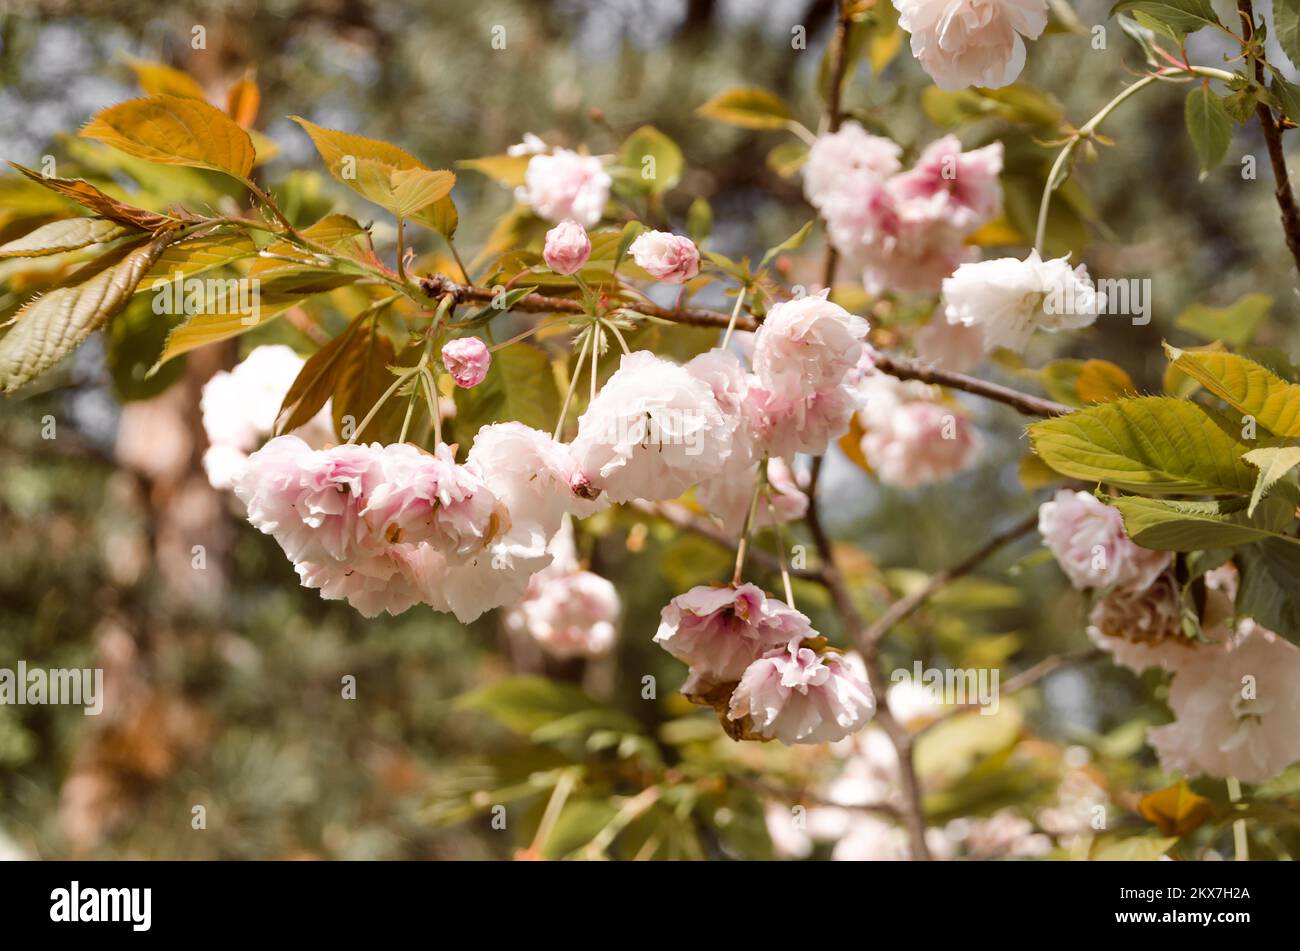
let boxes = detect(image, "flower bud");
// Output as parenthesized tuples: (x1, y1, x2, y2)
(442, 337, 491, 388)
(543, 219, 592, 275)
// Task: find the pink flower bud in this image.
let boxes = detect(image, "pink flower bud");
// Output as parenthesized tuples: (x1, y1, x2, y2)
(543, 220, 592, 275)
(629, 230, 699, 284)
(441, 337, 491, 388)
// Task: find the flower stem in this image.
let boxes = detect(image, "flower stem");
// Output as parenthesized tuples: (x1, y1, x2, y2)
(721, 286, 748, 350)
(732, 460, 767, 585)
(1033, 65, 1234, 254)
(553, 329, 592, 441)
(1227, 777, 1249, 861)
(766, 489, 796, 607)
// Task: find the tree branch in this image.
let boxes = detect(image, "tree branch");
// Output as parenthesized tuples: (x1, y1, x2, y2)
(915, 649, 1104, 738)
(419, 274, 1071, 419)
(1240, 0, 1300, 278)
(804, 456, 932, 860)
(859, 510, 1041, 647)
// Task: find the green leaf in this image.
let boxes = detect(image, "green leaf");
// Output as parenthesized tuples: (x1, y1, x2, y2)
(1028, 396, 1257, 495)
(0, 218, 128, 259)
(457, 153, 531, 188)
(618, 125, 683, 196)
(1163, 344, 1300, 437)
(615, 221, 647, 267)
(766, 141, 810, 178)
(1244, 446, 1300, 516)
(1116, 14, 1162, 65)
(461, 285, 539, 325)
(1110, 0, 1222, 41)
(290, 116, 454, 218)
(695, 86, 793, 130)
(1237, 539, 1300, 643)
(277, 317, 365, 434)
(0, 236, 171, 392)
(1271, 72, 1300, 126)
(456, 676, 600, 734)
(1174, 293, 1270, 348)
(80, 95, 256, 180)
(1275, 0, 1300, 70)
(687, 197, 713, 244)
(154, 272, 359, 367)
(1104, 494, 1299, 551)
(758, 220, 813, 270)
(452, 341, 559, 443)
(411, 194, 458, 238)
(141, 232, 259, 283)
(1184, 85, 1232, 178)
(331, 320, 408, 443)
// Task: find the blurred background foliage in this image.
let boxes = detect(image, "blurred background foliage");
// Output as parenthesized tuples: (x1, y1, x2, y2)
(1, 0, 1298, 860)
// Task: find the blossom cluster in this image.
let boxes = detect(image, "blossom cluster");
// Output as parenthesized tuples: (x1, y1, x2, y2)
(804, 124, 1002, 295)
(1039, 490, 1300, 783)
(655, 584, 874, 745)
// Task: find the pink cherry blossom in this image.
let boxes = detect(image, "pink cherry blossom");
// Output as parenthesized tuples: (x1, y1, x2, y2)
(235, 435, 386, 565)
(654, 584, 814, 683)
(361, 443, 504, 561)
(1147, 624, 1300, 784)
(894, 0, 1049, 91)
(200, 344, 333, 490)
(543, 219, 591, 275)
(803, 121, 902, 212)
(856, 374, 981, 487)
(517, 147, 610, 226)
(468, 421, 603, 537)
(914, 309, 985, 372)
(441, 337, 491, 389)
(570, 350, 733, 504)
(628, 230, 700, 283)
(752, 291, 870, 397)
(1038, 490, 1170, 592)
(728, 641, 876, 745)
(890, 136, 1003, 234)
(695, 456, 808, 536)
(507, 560, 620, 659)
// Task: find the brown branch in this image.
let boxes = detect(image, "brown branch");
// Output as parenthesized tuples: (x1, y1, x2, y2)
(819, 1, 855, 290)
(1240, 0, 1300, 278)
(859, 510, 1041, 647)
(419, 274, 745, 332)
(914, 649, 1103, 738)
(804, 456, 932, 860)
(420, 274, 1071, 420)
(873, 354, 1073, 418)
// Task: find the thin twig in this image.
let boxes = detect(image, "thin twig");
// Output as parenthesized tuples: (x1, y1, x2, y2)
(860, 511, 1041, 647)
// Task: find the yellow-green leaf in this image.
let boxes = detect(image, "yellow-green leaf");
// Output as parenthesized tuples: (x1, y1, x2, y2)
(1175, 293, 1270, 348)
(695, 87, 793, 130)
(1076, 358, 1136, 403)
(1244, 445, 1300, 516)
(1105, 494, 1299, 550)
(1164, 344, 1300, 437)
(80, 95, 256, 179)
(0, 236, 171, 391)
(0, 218, 127, 259)
(124, 57, 207, 99)
(1028, 396, 1257, 495)
(619, 125, 683, 195)
(154, 273, 359, 366)
(290, 116, 454, 218)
